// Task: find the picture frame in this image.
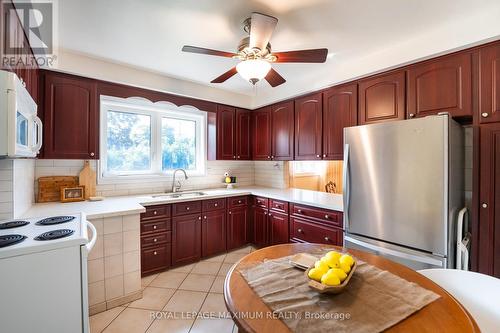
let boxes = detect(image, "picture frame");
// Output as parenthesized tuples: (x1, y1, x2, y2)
(60, 186, 85, 203)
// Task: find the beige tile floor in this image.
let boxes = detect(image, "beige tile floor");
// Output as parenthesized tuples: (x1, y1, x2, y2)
(90, 246, 255, 333)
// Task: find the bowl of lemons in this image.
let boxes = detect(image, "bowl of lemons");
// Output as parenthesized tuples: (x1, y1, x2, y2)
(305, 250, 356, 294)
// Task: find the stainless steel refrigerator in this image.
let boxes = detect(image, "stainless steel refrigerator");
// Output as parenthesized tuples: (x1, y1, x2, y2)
(343, 114, 464, 270)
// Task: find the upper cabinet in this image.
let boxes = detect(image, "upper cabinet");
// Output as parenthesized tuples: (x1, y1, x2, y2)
(322, 84, 357, 160)
(270, 101, 294, 160)
(358, 71, 406, 125)
(407, 52, 472, 119)
(479, 43, 500, 124)
(42, 71, 98, 159)
(294, 93, 322, 160)
(252, 107, 272, 160)
(216, 105, 251, 160)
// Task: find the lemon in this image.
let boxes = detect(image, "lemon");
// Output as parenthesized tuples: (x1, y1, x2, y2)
(314, 260, 330, 274)
(329, 268, 347, 282)
(339, 254, 354, 267)
(321, 255, 340, 269)
(321, 271, 341, 286)
(325, 251, 342, 262)
(307, 268, 324, 282)
(340, 262, 351, 274)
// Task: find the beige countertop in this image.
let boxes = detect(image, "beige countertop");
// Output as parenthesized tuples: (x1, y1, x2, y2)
(22, 186, 343, 220)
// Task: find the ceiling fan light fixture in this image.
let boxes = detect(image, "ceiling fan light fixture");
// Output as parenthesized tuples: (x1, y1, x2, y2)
(236, 59, 271, 84)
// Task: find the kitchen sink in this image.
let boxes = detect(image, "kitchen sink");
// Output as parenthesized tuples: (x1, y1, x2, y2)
(151, 191, 207, 199)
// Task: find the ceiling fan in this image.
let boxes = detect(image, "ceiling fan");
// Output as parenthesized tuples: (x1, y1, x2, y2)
(182, 12, 328, 87)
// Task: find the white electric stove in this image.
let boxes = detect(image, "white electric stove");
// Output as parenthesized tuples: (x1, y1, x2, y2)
(0, 213, 96, 333)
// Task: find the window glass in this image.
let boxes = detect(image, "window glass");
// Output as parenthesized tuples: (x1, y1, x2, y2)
(161, 117, 196, 171)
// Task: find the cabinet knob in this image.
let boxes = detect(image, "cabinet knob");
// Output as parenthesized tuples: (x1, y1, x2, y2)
(153, 225, 157, 230)
(271, 156, 275, 159)
(198, 216, 202, 220)
(186, 207, 190, 210)
(257, 201, 261, 204)
(267, 156, 271, 159)
(482, 203, 488, 208)
(153, 211, 157, 215)
(153, 251, 158, 255)
(297, 228, 303, 233)
(153, 238, 157, 242)
(237, 155, 240, 159)
(481, 112, 489, 118)
(264, 211, 267, 215)
(316, 154, 320, 158)
(409, 113, 415, 118)
(214, 203, 218, 207)
(324, 237, 330, 242)
(297, 209, 302, 214)
(204, 216, 207, 219)
(229, 211, 232, 215)
(90, 152, 95, 157)
(238, 200, 242, 204)
(324, 214, 329, 219)
(323, 154, 327, 158)
(233, 155, 236, 159)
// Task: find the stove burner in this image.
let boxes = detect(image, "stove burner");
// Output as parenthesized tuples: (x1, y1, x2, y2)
(34, 229, 74, 241)
(0, 220, 30, 229)
(36, 216, 75, 226)
(0, 234, 27, 248)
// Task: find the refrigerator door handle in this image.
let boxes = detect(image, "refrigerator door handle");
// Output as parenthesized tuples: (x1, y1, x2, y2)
(344, 235, 445, 267)
(343, 143, 350, 230)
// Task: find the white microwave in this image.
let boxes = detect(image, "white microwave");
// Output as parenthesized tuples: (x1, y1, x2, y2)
(0, 70, 42, 158)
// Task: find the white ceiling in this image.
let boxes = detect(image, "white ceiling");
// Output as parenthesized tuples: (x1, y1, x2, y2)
(57, 0, 500, 108)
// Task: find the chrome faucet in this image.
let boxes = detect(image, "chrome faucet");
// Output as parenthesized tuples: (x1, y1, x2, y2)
(171, 169, 188, 193)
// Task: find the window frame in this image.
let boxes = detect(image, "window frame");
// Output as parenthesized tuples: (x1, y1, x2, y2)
(98, 96, 207, 184)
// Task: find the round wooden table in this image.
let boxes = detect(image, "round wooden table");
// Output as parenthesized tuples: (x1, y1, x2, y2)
(224, 243, 479, 333)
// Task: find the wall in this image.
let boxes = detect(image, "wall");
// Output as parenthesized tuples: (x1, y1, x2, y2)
(0, 159, 35, 220)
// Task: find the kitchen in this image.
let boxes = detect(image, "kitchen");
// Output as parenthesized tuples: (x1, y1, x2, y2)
(0, 0, 499, 333)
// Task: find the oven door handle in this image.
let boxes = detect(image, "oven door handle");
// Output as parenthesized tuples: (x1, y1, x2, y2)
(86, 221, 97, 252)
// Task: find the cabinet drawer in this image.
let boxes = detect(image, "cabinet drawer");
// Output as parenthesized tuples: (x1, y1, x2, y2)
(202, 198, 226, 212)
(290, 217, 342, 245)
(254, 196, 269, 208)
(141, 244, 171, 275)
(228, 196, 248, 208)
(141, 231, 171, 248)
(270, 199, 289, 213)
(291, 204, 342, 228)
(141, 205, 170, 220)
(141, 219, 171, 234)
(172, 201, 202, 216)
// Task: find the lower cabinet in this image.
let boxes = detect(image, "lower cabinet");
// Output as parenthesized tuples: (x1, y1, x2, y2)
(202, 209, 227, 257)
(140, 205, 172, 276)
(268, 211, 289, 245)
(290, 217, 343, 245)
(253, 206, 269, 247)
(172, 213, 202, 266)
(141, 245, 171, 276)
(227, 206, 249, 250)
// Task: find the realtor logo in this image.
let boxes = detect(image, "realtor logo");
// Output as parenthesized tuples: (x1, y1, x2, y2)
(2, 0, 56, 67)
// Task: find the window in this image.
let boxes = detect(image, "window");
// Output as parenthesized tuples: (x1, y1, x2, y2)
(99, 96, 206, 182)
(290, 161, 326, 175)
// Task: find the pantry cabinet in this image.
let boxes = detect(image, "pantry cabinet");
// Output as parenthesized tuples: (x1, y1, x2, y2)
(294, 93, 323, 160)
(407, 52, 472, 119)
(41, 71, 99, 159)
(358, 71, 406, 124)
(479, 43, 500, 124)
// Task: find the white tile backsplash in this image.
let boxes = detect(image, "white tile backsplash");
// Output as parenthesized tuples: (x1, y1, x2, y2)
(0, 159, 35, 219)
(254, 161, 289, 189)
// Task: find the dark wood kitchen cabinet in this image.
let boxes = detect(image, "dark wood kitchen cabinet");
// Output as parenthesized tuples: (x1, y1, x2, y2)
(42, 71, 99, 159)
(294, 93, 323, 160)
(322, 83, 358, 160)
(216, 105, 251, 160)
(202, 209, 226, 258)
(252, 107, 272, 160)
(407, 52, 472, 119)
(268, 211, 289, 245)
(270, 101, 294, 160)
(253, 206, 269, 247)
(289, 203, 343, 245)
(477, 123, 500, 278)
(172, 213, 202, 266)
(479, 43, 500, 124)
(227, 204, 249, 250)
(358, 71, 406, 124)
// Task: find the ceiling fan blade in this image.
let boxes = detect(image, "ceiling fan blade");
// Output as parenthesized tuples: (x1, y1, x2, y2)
(182, 45, 237, 58)
(265, 68, 286, 87)
(273, 48, 328, 63)
(211, 67, 238, 83)
(249, 12, 278, 51)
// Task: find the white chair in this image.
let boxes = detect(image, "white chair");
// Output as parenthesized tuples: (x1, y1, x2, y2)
(419, 269, 500, 333)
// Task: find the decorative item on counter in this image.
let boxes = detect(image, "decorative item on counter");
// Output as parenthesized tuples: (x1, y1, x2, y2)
(223, 171, 238, 189)
(79, 160, 96, 200)
(37, 176, 79, 202)
(60, 186, 86, 203)
(224, 172, 231, 184)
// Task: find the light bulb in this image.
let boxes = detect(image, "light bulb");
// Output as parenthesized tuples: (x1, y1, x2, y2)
(236, 59, 271, 84)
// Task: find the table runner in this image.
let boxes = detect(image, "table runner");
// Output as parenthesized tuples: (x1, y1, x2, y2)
(238, 249, 440, 333)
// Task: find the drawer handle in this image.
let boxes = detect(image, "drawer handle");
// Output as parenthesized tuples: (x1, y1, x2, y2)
(324, 237, 330, 242)
(153, 225, 157, 230)
(324, 214, 329, 219)
(153, 251, 157, 255)
(214, 203, 218, 207)
(153, 238, 158, 242)
(153, 211, 157, 215)
(297, 228, 303, 233)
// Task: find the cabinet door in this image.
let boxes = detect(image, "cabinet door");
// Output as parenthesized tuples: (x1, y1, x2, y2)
(202, 210, 226, 258)
(253, 206, 268, 247)
(216, 105, 236, 160)
(323, 84, 357, 160)
(268, 211, 289, 245)
(479, 44, 500, 123)
(252, 107, 272, 160)
(172, 214, 201, 266)
(478, 123, 500, 278)
(271, 101, 294, 160)
(227, 206, 248, 250)
(407, 53, 472, 118)
(43, 72, 98, 159)
(358, 71, 405, 124)
(294, 93, 322, 160)
(235, 108, 252, 160)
